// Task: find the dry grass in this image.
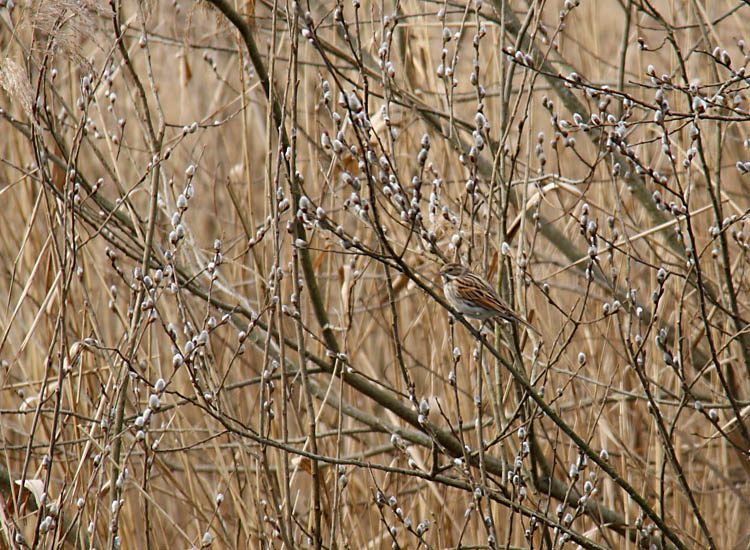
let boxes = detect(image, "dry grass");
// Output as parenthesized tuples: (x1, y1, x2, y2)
(1, 0, 750, 549)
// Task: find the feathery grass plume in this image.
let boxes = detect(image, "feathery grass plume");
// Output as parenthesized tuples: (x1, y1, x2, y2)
(30, 0, 113, 67)
(0, 58, 34, 121)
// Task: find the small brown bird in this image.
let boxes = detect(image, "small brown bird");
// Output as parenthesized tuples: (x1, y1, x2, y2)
(439, 263, 537, 332)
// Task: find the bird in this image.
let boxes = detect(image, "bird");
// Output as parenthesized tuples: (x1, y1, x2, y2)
(439, 263, 537, 332)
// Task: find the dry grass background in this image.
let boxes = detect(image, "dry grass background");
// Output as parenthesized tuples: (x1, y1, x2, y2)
(1, 0, 750, 549)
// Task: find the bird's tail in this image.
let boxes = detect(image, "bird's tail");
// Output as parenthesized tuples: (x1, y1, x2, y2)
(499, 311, 539, 334)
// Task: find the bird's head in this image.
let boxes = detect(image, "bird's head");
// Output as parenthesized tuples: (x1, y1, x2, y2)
(439, 263, 467, 282)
